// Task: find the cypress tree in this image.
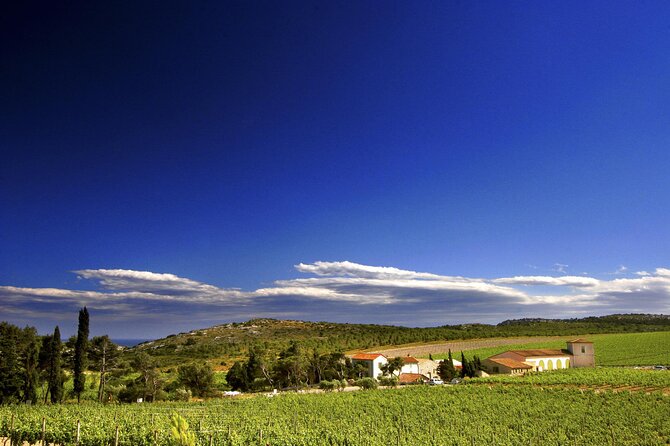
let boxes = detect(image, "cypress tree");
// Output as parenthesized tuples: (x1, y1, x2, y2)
(39, 335, 53, 403)
(472, 355, 482, 374)
(21, 328, 40, 404)
(48, 326, 63, 403)
(445, 349, 456, 381)
(460, 352, 468, 378)
(73, 307, 89, 402)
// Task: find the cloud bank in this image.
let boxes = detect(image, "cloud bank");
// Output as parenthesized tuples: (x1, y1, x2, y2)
(2, 262, 669, 337)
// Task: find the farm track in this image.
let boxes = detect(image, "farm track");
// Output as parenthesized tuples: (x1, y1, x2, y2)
(370, 335, 580, 357)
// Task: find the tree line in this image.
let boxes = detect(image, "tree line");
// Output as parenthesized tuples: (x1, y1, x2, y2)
(0, 309, 219, 405)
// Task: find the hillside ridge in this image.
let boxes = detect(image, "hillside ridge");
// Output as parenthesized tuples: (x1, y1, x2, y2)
(129, 313, 670, 367)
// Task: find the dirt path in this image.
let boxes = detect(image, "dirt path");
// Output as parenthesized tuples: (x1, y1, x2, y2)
(369, 335, 581, 358)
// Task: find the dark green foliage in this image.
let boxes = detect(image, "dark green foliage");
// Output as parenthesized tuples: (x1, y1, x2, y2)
(225, 361, 249, 391)
(20, 327, 40, 404)
(178, 363, 215, 397)
(130, 352, 164, 402)
(48, 326, 63, 403)
(355, 377, 378, 390)
(0, 322, 22, 403)
(89, 335, 121, 402)
(437, 349, 457, 381)
(472, 355, 482, 373)
(379, 357, 404, 378)
(460, 352, 476, 378)
(378, 375, 398, 387)
(73, 307, 89, 402)
(274, 342, 309, 388)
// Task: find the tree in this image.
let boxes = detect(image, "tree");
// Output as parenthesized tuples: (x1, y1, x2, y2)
(460, 352, 476, 378)
(472, 355, 482, 374)
(89, 336, 120, 402)
(131, 352, 163, 402)
(245, 345, 274, 390)
(225, 361, 249, 391)
(47, 326, 64, 403)
(273, 342, 308, 388)
(379, 357, 404, 378)
(0, 322, 22, 403)
(20, 327, 40, 404)
(73, 307, 89, 403)
(437, 349, 457, 382)
(178, 363, 215, 397)
(38, 334, 53, 402)
(322, 352, 349, 381)
(460, 352, 468, 379)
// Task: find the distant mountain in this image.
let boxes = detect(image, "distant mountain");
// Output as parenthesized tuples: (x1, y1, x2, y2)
(128, 314, 670, 368)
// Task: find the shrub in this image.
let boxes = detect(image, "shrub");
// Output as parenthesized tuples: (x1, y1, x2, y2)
(378, 376, 398, 387)
(355, 377, 378, 390)
(170, 388, 192, 402)
(319, 380, 336, 391)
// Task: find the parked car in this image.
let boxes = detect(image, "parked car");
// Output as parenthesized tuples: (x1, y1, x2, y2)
(654, 365, 666, 370)
(428, 377, 444, 385)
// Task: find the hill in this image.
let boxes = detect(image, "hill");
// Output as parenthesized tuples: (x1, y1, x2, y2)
(129, 314, 670, 368)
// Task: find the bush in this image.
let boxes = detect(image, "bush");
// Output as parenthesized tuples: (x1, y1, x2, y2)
(355, 377, 378, 390)
(319, 380, 336, 392)
(378, 376, 398, 387)
(170, 388, 192, 402)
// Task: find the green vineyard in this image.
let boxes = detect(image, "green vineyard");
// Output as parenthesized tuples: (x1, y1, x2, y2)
(2, 383, 669, 445)
(432, 331, 670, 366)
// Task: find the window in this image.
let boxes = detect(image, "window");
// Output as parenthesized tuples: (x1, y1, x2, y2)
(581, 346, 586, 353)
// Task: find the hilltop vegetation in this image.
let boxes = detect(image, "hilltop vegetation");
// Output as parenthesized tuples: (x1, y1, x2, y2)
(131, 314, 670, 367)
(3, 313, 669, 405)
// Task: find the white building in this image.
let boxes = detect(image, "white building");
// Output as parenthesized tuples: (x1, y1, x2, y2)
(351, 353, 387, 378)
(399, 356, 420, 374)
(483, 340, 595, 374)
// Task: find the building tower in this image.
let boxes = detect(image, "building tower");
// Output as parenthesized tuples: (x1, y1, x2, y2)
(566, 339, 595, 368)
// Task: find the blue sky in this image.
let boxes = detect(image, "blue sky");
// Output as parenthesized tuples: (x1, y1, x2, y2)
(1, 1, 670, 339)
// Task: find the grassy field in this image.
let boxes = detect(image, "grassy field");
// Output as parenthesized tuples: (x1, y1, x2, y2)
(430, 331, 670, 366)
(473, 367, 670, 389)
(2, 383, 669, 445)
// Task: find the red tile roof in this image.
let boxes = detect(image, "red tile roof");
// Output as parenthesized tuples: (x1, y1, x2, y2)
(487, 358, 533, 369)
(402, 356, 419, 364)
(398, 373, 428, 384)
(505, 349, 571, 358)
(351, 353, 386, 361)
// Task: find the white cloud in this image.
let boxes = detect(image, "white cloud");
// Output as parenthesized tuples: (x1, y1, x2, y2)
(2, 261, 670, 332)
(493, 276, 600, 288)
(295, 261, 463, 281)
(654, 268, 670, 277)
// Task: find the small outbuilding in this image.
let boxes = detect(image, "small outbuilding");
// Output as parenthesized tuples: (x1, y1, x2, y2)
(399, 356, 420, 374)
(398, 373, 429, 385)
